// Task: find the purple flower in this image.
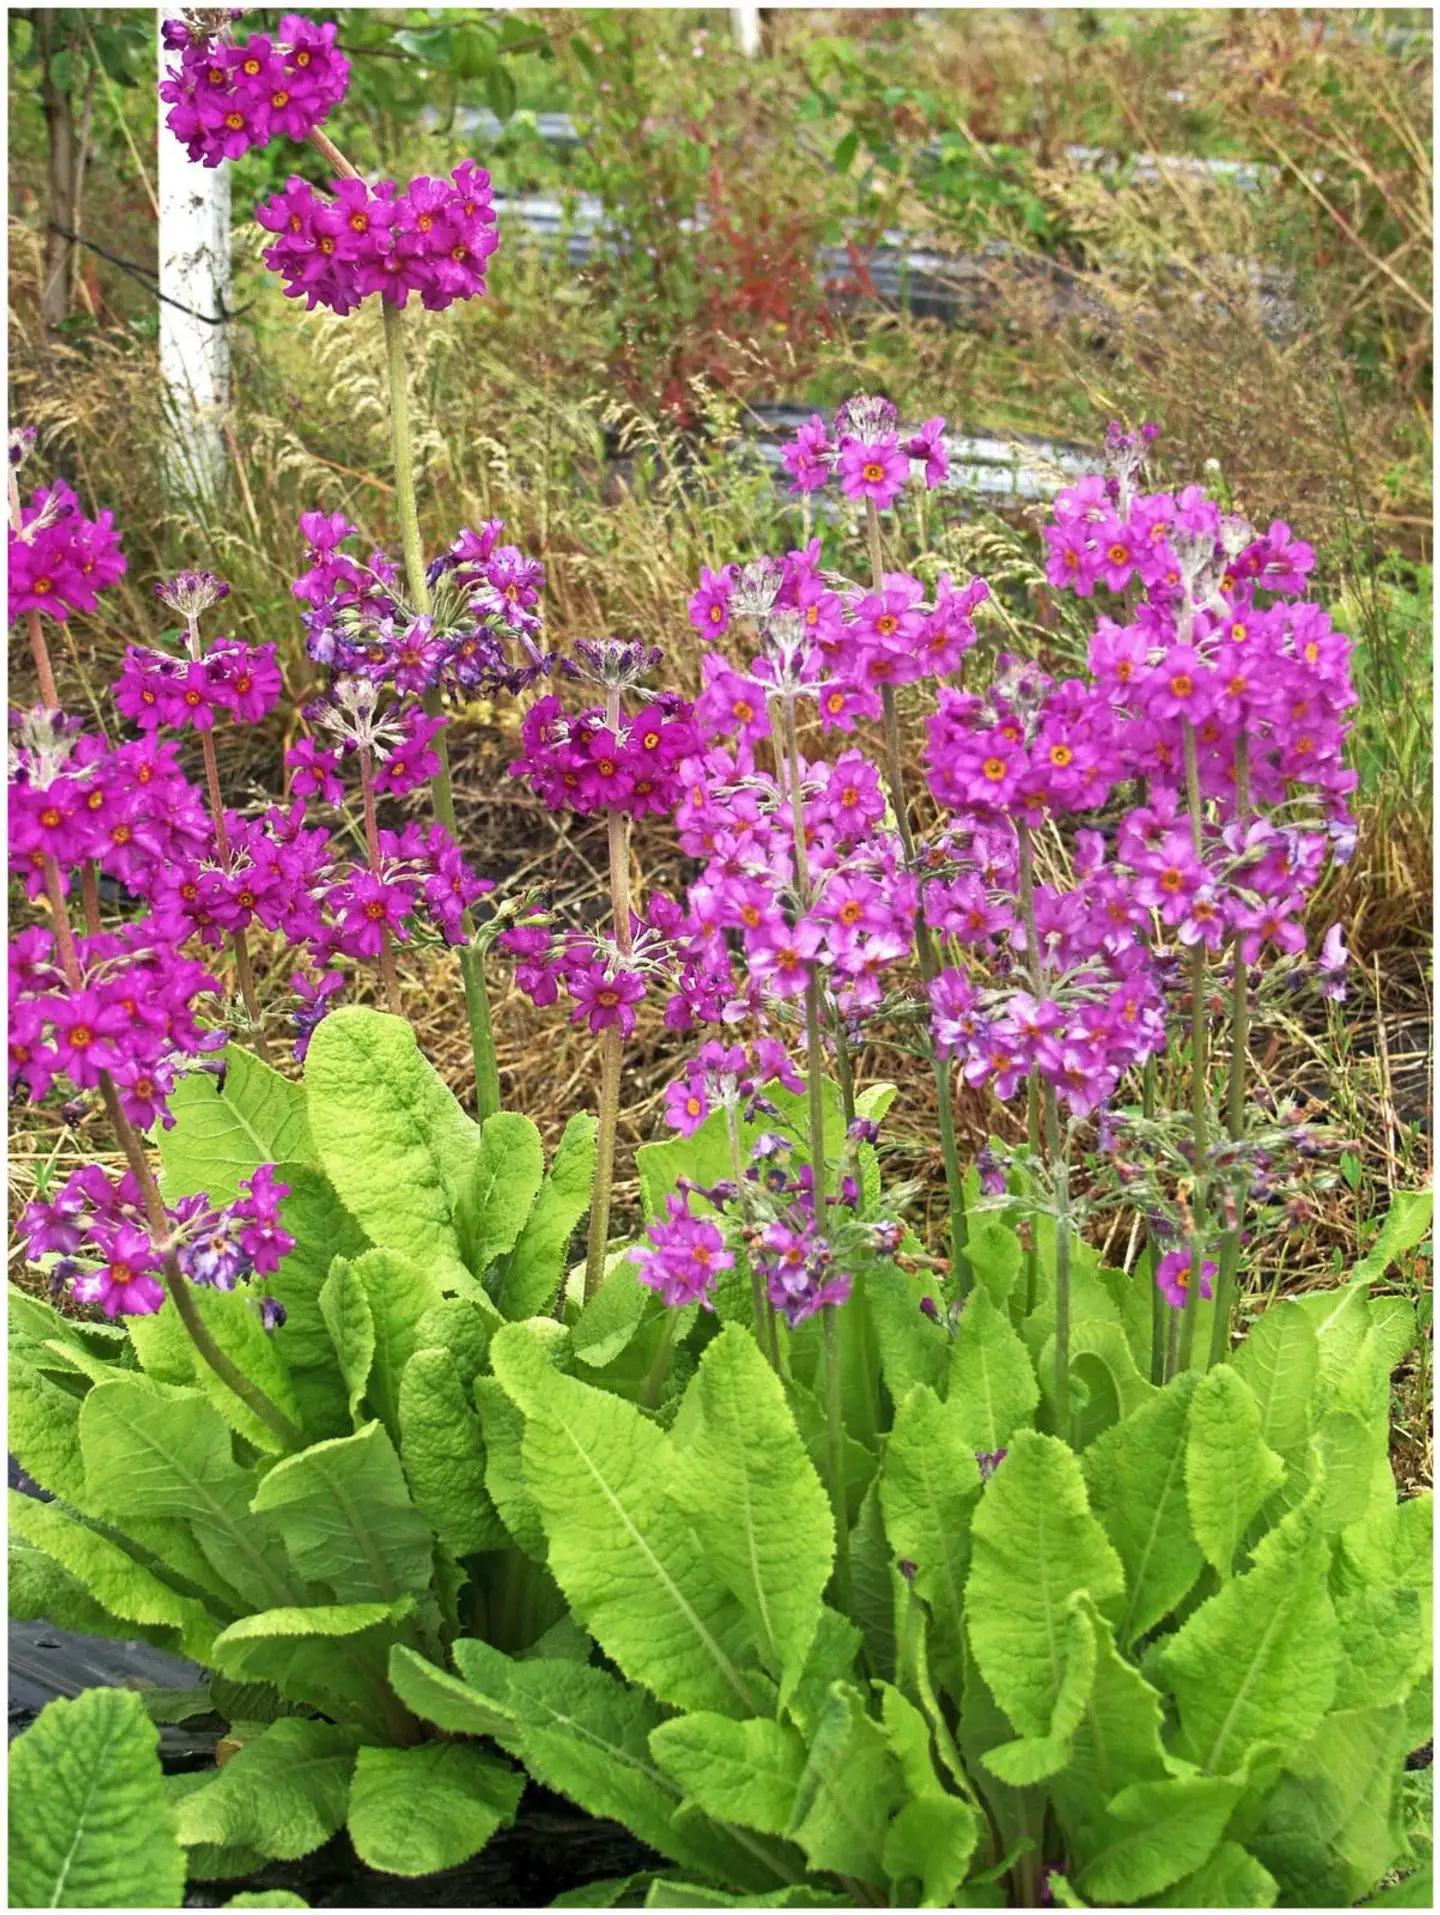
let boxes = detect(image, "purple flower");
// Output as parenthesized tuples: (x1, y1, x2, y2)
(835, 434, 909, 510)
(1155, 1247, 1217, 1310)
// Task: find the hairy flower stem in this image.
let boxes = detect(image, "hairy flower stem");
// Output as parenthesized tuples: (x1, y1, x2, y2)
(80, 864, 103, 936)
(866, 500, 969, 1286)
(1019, 821, 1071, 1437)
(197, 726, 272, 1060)
(1209, 732, 1252, 1369)
(584, 696, 634, 1305)
(45, 855, 302, 1450)
(822, 1302, 853, 1613)
(1177, 720, 1210, 1374)
(358, 745, 403, 1017)
(380, 291, 502, 1120)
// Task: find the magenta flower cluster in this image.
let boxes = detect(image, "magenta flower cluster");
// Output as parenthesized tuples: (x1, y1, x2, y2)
(159, 13, 349, 167)
(257, 163, 499, 315)
(501, 893, 728, 1041)
(8, 479, 126, 625)
(114, 638, 282, 732)
(510, 693, 700, 818)
(779, 395, 950, 506)
(19, 1162, 294, 1321)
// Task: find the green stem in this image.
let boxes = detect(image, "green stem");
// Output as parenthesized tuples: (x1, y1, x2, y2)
(1018, 822, 1069, 1433)
(1209, 731, 1251, 1369)
(381, 297, 502, 1119)
(727, 1102, 774, 1367)
(805, 969, 829, 1217)
(1143, 1056, 1167, 1388)
(822, 1303, 852, 1612)
(641, 1312, 678, 1411)
(1176, 720, 1210, 1374)
(584, 1023, 622, 1304)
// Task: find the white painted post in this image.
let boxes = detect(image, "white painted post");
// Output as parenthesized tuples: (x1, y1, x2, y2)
(156, 9, 230, 502)
(731, 6, 761, 58)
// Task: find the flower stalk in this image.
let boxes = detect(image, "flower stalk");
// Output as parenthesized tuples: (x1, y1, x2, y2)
(1018, 819, 1070, 1436)
(583, 688, 634, 1303)
(358, 744, 403, 1016)
(1176, 718, 1210, 1373)
(1209, 730, 1251, 1368)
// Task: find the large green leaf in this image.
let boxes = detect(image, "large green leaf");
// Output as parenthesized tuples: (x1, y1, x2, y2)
(9, 1492, 217, 1661)
(130, 1283, 303, 1455)
(9, 1539, 131, 1641)
(878, 1383, 981, 1701)
(1251, 1704, 1411, 1907)
(210, 1600, 414, 1662)
(1333, 1585, 1427, 1711)
(500, 1111, 597, 1319)
(882, 1795, 981, 1907)
(349, 1248, 445, 1443)
(268, 1163, 371, 1440)
(572, 1259, 652, 1369)
(447, 1640, 787, 1892)
(303, 1008, 479, 1291)
(490, 1324, 761, 1716)
(474, 1373, 549, 1562)
(865, 1262, 949, 1402)
(649, 1714, 806, 1836)
(399, 1346, 501, 1556)
(158, 1046, 313, 1206)
(636, 1079, 847, 1222)
(1230, 1301, 1319, 1498)
(458, 1111, 545, 1278)
(174, 1718, 359, 1861)
(1154, 1497, 1340, 1776)
(1351, 1190, 1433, 1284)
(1186, 1366, 1286, 1578)
(947, 1288, 1039, 1451)
(388, 1644, 515, 1738)
(319, 1256, 374, 1427)
(786, 1682, 904, 1887)
(9, 1356, 89, 1507)
(966, 1432, 1124, 1740)
(982, 1597, 1097, 1785)
(1152, 1841, 1278, 1907)
(1049, 1595, 1169, 1863)
(1079, 1774, 1243, 1904)
(669, 1325, 833, 1705)
(8, 1688, 183, 1910)
(78, 1378, 301, 1611)
(249, 1421, 435, 1603)
(346, 1743, 522, 1876)
(1085, 1373, 1205, 1648)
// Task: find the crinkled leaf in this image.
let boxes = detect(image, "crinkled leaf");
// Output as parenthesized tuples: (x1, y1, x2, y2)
(1049, 1595, 1168, 1864)
(1085, 1372, 1205, 1648)
(399, 1346, 502, 1555)
(883, 1795, 981, 1907)
(879, 1383, 981, 1701)
(491, 1324, 761, 1715)
(966, 1432, 1124, 1740)
(1154, 1497, 1340, 1776)
(1153, 1840, 1278, 1907)
(158, 1046, 313, 1206)
(346, 1742, 522, 1876)
(1186, 1365, 1286, 1577)
(1352, 1190, 1433, 1284)
(349, 1247, 446, 1444)
(474, 1372, 549, 1562)
(1230, 1301, 1319, 1497)
(458, 1111, 545, 1278)
(8, 1688, 183, 1910)
(982, 1597, 1097, 1786)
(319, 1256, 374, 1427)
(174, 1718, 358, 1861)
(786, 1682, 903, 1887)
(649, 1713, 806, 1836)
(250, 1420, 435, 1603)
(947, 1287, 1039, 1451)
(267, 1164, 371, 1440)
(1333, 1585, 1427, 1711)
(866, 1262, 949, 1401)
(9, 1356, 88, 1506)
(500, 1111, 597, 1319)
(387, 1644, 515, 1739)
(303, 1008, 479, 1291)
(1080, 1774, 1243, 1903)
(669, 1325, 833, 1705)
(966, 1219, 1023, 1309)
(572, 1259, 651, 1369)
(1251, 1704, 1410, 1908)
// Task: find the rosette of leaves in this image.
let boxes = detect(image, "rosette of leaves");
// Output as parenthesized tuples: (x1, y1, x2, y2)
(8, 1007, 596, 1889)
(381, 1141, 1431, 1908)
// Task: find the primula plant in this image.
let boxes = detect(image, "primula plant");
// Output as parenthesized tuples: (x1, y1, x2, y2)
(6, 11, 1431, 1910)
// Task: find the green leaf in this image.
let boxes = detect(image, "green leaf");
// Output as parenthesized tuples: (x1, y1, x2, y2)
(1251, 1705, 1411, 1907)
(982, 1597, 1097, 1785)
(9, 1356, 89, 1506)
(1231, 1300, 1319, 1494)
(636, 1080, 847, 1223)
(490, 1323, 761, 1716)
(484, 58, 517, 122)
(8, 1688, 183, 1910)
(1080, 1775, 1243, 1903)
(303, 1008, 479, 1291)
(1154, 1498, 1340, 1776)
(1333, 1585, 1427, 1710)
(1152, 1841, 1278, 1907)
(388, 1645, 515, 1739)
(788, 1683, 903, 1886)
(786, 1604, 866, 1740)
(966, 1432, 1124, 1740)
(319, 1256, 374, 1427)
(351, 1247, 445, 1442)
(177, 1284, 306, 1454)
(174, 1719, 358, 1861)
(866, 1263, 949, 1401)
(9, 1491, 217, 1662)
(1060, 1317, 1157, 1447)
(474, 1373, 549, 1561)
(398, 1346, 499, 1555)
(883, 1795, 981, 1907)
(459, 1111, 545, 1278)
(947, 1288, 1039, 1450)
(158, 1046, 313, 1206)
(832, 129, 859, 173)
(414, 1296, 492, 1391)
(223, 1895, 310, 1909)
(268, 1165, 371, 1441)
(669, 1325, 834, 1704)
(1315, 1409, 1383, 1532)
(500, 1111, 596, 1319)
(1352, 1190, 1432, 1284)
(9, 1539, 141, 1642)
(449, 1641, 782, 1892)
(250, 1421, 435, 1602)
(879, 1383, 981, 1700)
(1085, 1373, 1205, 1647)
(1186, 1366, 1287, 1577)
(572, 1258, 651, 1368)
(140, 1686, 215, 1724)
(1049, 1596, 1168, 1863)
(346, 1743, 522, 1875)
(212, 1601, 413, 1664)
(78, 1377, 301, 1612)
(649, 1713, 806, 1835)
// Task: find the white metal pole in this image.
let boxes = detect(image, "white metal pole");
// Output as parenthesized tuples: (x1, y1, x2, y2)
(156, 9, 230, 502)
(731, 6, 761, 58)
